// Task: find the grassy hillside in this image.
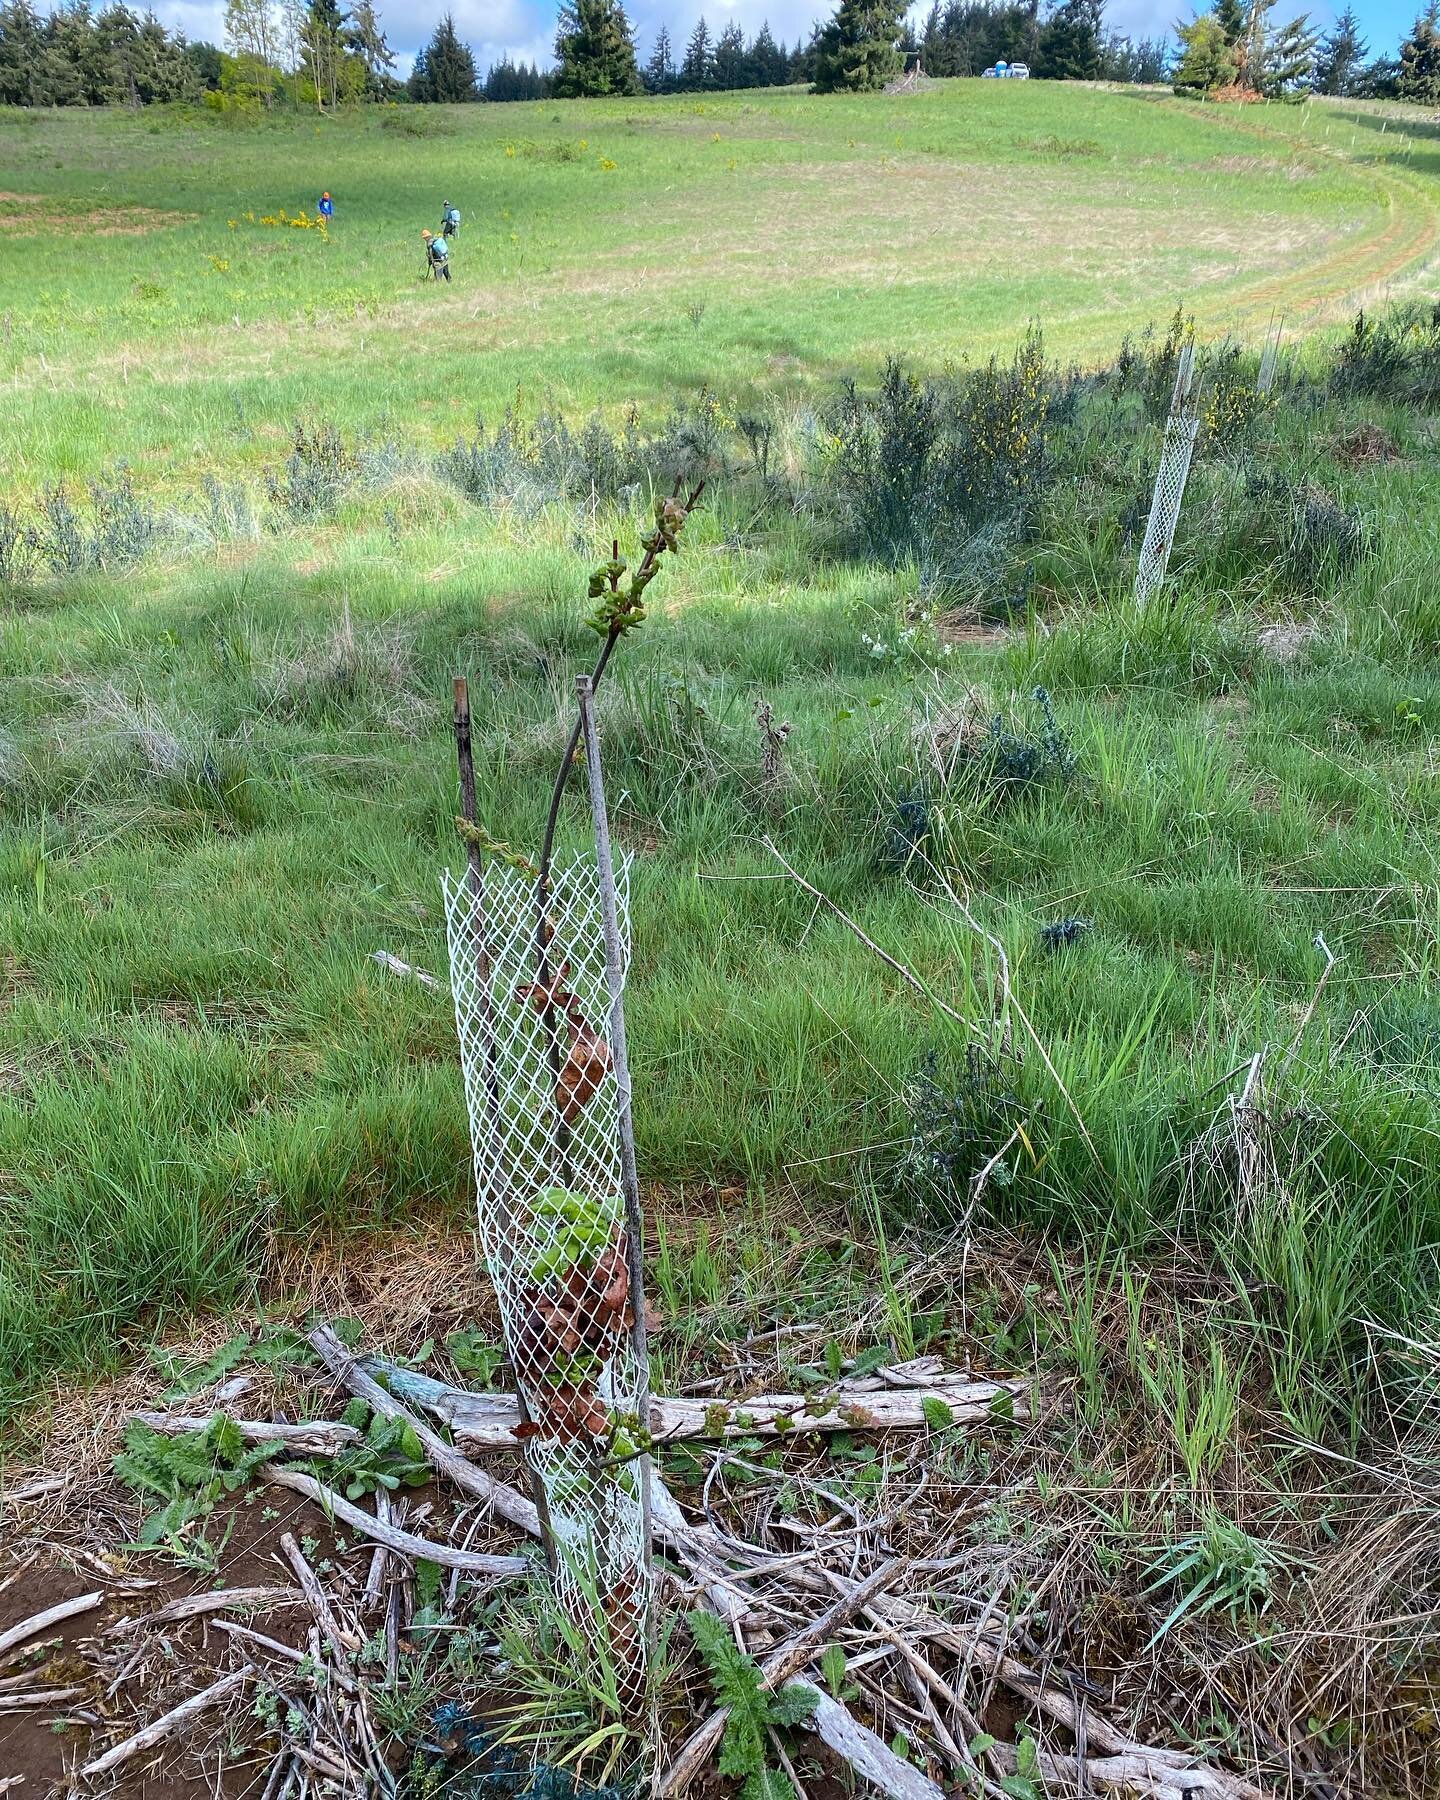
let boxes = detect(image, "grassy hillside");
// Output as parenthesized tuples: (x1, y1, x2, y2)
(0, 84, 1436, 485)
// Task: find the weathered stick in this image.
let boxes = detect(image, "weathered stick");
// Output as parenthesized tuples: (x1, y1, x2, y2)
(367, 1358, 1028, 1447)
(0, 1686, 87, 1712)
(989, 1741, 1261, 1799)
(260, 1463, 528, 1577)
(0, 1592, 103, 1662)
(80, 1669, 250, 1777)
(576, 670, 656, 1616)
(762, 837, 969, 1029)
(797, 1685, 949, 1800)
(212, 1620, 311, 1669)
(280, 1531, 363, 1657)
(370, 950, 444, 993)
(307, 1325, 540, 1537)
(118, 1587, 302, 1631)
(134, 1414, 363, 1456)
(363, 1491, 391, 1609)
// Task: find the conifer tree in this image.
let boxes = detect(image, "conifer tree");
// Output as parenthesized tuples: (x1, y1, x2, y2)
(644, 21, 675, 88)
(1034, 0, 1101, 78)
(342, 0, 395, 95)
(747, 20, 787, 83)
(811, 0, 903, 91)
(679, 15, 713, 86)
(1311, 5, 1364, 91)
(1398, 0, 1440, 102)
(712, 18, 746, 84)
(552, 0, 642, 95)
(1171, 10, 1237, 90)
(407, 11, 477, 100)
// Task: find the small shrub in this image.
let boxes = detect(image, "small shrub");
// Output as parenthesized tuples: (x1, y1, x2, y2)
(826, 337, 1057, 593)
(1332, 304, 1440, 407)
(0, 500, 30, 588)
(266, 420, 357, 518)
(975, 686, 1078, 795)
(1199, 341, 1274, 451)
(891, 1046, 1022, 1223)
(89, 468, 161, 570)
(379, 107, 453, 137)
(30, 482, 86, 575)
(1039, 915, 1092, 951)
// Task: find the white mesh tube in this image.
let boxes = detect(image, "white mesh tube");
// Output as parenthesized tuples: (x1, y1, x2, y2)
(442, 852, 650, 1697)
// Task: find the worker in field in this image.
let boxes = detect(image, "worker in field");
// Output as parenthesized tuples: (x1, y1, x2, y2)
(422, 228, 451, 281)
(318, 191, 334, 222)
(441, 200, 460, 239)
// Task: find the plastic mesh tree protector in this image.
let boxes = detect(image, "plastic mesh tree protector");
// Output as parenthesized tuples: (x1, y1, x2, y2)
(1135, 343, 1199, 606)
(442, 851, 651, 1698)
(1258, 317, 1284, 395)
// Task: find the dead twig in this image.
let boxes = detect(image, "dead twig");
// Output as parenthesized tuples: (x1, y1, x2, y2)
(260, 1463, 528, 1576)
(81, 1669, 250, 1778)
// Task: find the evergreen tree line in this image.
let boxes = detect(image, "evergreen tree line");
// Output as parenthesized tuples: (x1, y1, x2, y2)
(2, 0, 1437, 110)
(903, 0, 1165, 83)
(1171, 0, 1439, 98)
(0, 0, 213, 105)
(0, 0, 398, 108)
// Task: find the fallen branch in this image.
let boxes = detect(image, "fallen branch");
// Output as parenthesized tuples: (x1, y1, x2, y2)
(990, 1741, 1263, 1799)
(0, 1686, 87, 1713)
(367, 1357, 1029, 1447)
(280, 1531, 363, 1657)
(259, 1463, 528, 1577)
(134, 1413, 363, 1457)
(81, 1669, 250, 1778)
(118, 1586, 303, 1632)
(0, 1592, 103, 1662)
(798, 1685, 948, 1800)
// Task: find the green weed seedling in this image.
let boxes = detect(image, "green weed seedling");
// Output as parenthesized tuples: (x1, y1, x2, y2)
(114, 1415, 284, 1568)
(689, 1610, 818, 1800)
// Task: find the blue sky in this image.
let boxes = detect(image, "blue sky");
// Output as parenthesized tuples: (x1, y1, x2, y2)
(148, 0, 1415, 83)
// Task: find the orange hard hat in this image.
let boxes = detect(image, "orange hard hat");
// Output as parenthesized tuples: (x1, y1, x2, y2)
(322, 191, 330, 198)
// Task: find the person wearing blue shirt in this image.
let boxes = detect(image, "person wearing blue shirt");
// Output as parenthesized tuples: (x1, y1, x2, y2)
(441, 202, 460, 239)
(422, 230, 451, 281)
(318, 192, 334, 221)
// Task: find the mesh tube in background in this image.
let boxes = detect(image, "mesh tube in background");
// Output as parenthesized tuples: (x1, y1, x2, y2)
(1135, 409, 1199, 606)
(442, 853, 650, 1694)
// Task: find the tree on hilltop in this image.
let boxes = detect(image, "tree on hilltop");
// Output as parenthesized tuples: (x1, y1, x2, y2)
(811, 0, 904, 91)
(713, 18, 746, 85)
(343, 0, 397, 96)
(1398, 0, 1440, 101)
(552, 0, 642, 96)
(1171, 11, 1237, 90)
(408, 11, 478, 100)
(644, 22, 676, 89)
(1034, 0, 1102, 79)
(1311, 5, 1365, 92)
(679, 16, 713, 88)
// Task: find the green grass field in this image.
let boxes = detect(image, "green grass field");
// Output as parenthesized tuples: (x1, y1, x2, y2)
(4, 76, 1440, 1794)
(1, 82, 1437, 484)
(3, 79, 1440, 1413)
